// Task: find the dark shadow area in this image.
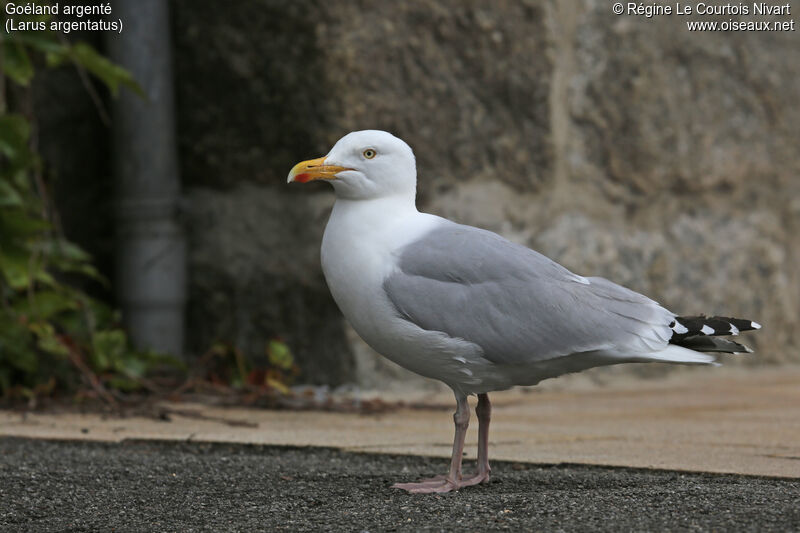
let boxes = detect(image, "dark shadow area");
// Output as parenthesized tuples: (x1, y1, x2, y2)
(170, 0, 353, 384)
(171, 0, 336, 188)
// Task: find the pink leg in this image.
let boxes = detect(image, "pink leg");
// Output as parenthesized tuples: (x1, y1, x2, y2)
(392, 393, 470, 493)
(461, 393, 491, 486)
(392, 392, 491, 493)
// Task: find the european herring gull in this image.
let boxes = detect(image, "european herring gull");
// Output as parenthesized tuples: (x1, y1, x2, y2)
(288, 130, 761, 493)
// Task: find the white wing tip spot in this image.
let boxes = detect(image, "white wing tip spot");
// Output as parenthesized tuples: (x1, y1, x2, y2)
(672, 321, 689, 334)
(751, 321, 762, 330)
(700, 325, 715, 335)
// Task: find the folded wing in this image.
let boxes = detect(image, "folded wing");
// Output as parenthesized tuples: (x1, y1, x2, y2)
(383, 221, 675, 365)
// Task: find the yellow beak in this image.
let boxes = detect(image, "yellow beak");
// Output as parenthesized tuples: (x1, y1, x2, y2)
(287, 156, 351, 184)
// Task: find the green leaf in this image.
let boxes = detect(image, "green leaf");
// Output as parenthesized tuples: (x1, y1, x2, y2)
(91, 329, 128, 371)
(266, 376, 290, 395)
(12, 31, 64, 55)
(0, 179, 24, 207)
(0, 250, 44, 290)
(0, 114, 31, 160)
(267, 339, 294, 370)
(37, 238, 91, 262)
(30, 238, 109, 284)
(29, 321, 70, 357)
(118, 355, 147, 378)
(66, 43, 143, 97)
(59, 261, 107, 283)
(0, 318, 38, 373)
(0, 211, 49, 243)
(13, 289, 80, 319)
(3, 41, 34, 86)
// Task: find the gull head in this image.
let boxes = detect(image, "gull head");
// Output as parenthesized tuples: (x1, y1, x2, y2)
(287, 130, 417, 200)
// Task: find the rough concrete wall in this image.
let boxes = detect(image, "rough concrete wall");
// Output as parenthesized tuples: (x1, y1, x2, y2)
(555, 1, 800, 374)
(171, 0, 799, 388)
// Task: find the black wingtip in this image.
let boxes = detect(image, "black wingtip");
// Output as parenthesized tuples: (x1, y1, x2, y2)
(671, 315, 762, 342)
(672, 335, 754, 354)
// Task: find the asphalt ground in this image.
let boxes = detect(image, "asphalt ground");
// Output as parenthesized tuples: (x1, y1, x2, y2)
(1, 438, 799, 532)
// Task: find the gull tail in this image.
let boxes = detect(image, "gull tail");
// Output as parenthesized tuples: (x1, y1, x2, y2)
(669, 315, 761, 354)
(642, 345, 718, 365)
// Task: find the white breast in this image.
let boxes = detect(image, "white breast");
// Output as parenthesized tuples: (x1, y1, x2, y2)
(320, 197, 489, 390)
(321, 196, 436, 341)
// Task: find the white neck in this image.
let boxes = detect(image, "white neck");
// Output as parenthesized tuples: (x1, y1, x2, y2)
(331, 193, 418, 223)
(321, 193, 439, 277)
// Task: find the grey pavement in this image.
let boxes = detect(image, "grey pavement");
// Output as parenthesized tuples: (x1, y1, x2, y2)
(1, 437, 799, 532)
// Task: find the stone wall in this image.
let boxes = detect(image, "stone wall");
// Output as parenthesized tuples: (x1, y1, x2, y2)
(170, 0, 799, 387)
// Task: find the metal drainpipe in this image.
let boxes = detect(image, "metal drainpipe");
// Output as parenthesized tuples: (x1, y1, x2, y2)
(107, 0, 185, 357)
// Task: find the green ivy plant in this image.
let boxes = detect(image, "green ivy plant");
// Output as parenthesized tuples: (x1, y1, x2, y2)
(0, 15, 177, 402)
(197, 339, 299, 395)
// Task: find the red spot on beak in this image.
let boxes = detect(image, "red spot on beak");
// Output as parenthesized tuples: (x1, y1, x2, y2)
(294, 173, 310, 183)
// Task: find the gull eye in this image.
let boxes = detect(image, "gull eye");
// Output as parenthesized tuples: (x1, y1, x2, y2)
(362, 148, 377, 159)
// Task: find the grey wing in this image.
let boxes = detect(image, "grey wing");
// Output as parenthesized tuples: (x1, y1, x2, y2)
(383, 221, 675, 365)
